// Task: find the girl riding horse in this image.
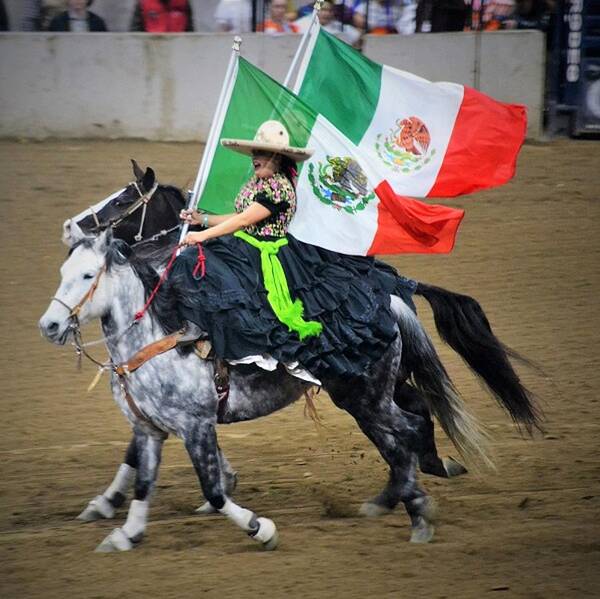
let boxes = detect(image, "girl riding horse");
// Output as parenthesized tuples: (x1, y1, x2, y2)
(171, 120, 415, 383)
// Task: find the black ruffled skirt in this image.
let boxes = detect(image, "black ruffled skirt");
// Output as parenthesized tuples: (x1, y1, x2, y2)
(167, 234, 416, 380)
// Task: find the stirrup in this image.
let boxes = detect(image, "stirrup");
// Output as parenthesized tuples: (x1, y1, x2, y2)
(177, 321, 205, 345)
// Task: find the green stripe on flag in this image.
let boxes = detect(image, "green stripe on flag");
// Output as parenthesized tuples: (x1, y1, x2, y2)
(199, 58, 317, 214)
(297, 29, 382, 146)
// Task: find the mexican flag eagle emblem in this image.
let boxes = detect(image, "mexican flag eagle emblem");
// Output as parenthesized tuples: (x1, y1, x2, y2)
(375, 117, 436, 174)
(307, 156, 375, 215)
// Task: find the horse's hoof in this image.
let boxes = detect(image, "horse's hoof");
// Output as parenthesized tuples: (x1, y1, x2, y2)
(444, 456, 468, 478)
(410, 517, 435, 543)
(95, 528, 134, 553)
(77, 495, 115, 522)
(195, 501, 218, 515)
(251, 517, 279, 551)
(359, 502, 393, 518)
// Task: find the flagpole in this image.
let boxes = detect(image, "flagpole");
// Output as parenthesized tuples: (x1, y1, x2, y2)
(282, 0, 322, 89)
(178, 36, 242, 245)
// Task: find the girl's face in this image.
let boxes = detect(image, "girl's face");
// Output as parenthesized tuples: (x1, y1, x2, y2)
(252, 152, 280, 179)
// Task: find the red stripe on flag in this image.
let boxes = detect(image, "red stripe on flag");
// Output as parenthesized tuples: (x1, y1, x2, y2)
(428, 87, 527, 198)
(368, 180, 465, 255)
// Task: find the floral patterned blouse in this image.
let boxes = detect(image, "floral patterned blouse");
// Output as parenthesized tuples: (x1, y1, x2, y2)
(234, 173, 296, 238)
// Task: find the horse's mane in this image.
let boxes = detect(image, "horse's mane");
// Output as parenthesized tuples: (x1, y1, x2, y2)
(159, 184, 186, 202)
(106, 238, 184, 337)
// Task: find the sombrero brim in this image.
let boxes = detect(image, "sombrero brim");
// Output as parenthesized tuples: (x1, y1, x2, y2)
(221, 139, 313, 163)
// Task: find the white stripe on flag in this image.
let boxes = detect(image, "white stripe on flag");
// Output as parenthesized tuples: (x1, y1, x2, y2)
(358, 66, 464, 197)
(290, 115, 380, 256)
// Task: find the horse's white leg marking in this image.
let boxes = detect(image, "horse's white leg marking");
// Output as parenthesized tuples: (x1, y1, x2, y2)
(219, 499, 279, 551)
(95, 430, 164, 553)
(95, 499, 149, 553)
(77, 463, 136, 522)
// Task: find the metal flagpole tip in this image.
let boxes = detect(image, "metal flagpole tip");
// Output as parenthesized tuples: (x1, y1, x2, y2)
(233, 36, 242, 52)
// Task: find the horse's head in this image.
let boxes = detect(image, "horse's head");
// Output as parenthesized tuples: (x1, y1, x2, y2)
(62, 159, 184, 248)
(39, 227, 127, 344)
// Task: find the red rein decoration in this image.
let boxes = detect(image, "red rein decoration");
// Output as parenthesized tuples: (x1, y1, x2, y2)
(192, 243, 206, 279)
(133, 243, 206, 322)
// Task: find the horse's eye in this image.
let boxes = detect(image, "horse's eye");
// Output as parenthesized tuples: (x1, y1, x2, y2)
(83, 273, 94, 280)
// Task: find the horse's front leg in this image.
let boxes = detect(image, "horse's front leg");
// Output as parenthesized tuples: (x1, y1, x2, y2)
(184, 417, 278, 551)
(95, 427, 166, 552)
(195, 444, 238, 515)
(77, 435, 138, 522)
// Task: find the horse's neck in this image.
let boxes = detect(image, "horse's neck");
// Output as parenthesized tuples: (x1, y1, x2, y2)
(101, 266, 160, 362)
(155, 186, 183, 225)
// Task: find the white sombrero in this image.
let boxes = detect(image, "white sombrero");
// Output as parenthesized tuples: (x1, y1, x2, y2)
(221, 120, 313, 163)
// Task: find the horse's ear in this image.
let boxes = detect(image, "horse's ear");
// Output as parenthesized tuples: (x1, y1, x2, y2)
(62, 219, 74, 247)
(142, 167, 156, 192)
(131, 159, 145, 181)
(65, 219, 85, 246)
(93, 228, 113, 254)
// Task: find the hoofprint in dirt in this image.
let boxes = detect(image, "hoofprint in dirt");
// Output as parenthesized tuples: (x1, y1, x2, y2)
(1, 139, 599, 598)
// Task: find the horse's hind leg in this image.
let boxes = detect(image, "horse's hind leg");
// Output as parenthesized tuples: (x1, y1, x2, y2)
(332, 392, 436, 543)
(183, 417, 278, 550)
(77, 435, 138, 522)
(95, 428, 166, 552)
(327, 342, 436, 543)
(395, 383, 467, 478)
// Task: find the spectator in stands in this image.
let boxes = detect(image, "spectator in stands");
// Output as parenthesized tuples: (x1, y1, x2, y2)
(263, 0, 299, 33)
(22, 0, 66, 31)
(472, 0, 515, 30)
(131, 0, 193, 32)
(284, 0, 299, 21)
(353, 0, 416, 35)
(214, 0, 252, 33)
(512, 0, 549, 30)
(430, 0, 469, 31)
(295, 0, 361, 46)
(48, 0, 107, 31)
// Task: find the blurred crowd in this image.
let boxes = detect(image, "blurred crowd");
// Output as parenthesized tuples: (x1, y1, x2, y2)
(0, 0, 555, 37)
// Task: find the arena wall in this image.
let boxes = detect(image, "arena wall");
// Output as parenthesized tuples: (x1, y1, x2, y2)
(0, 31, 545, 141)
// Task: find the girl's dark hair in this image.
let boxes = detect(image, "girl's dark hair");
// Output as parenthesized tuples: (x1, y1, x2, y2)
(280, 155, 298, 188)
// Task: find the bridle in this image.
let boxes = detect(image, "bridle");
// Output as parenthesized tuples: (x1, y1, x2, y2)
(50, 264, 119, 368)
(50, 240, 184, 371)
(86, 180, 160, 242)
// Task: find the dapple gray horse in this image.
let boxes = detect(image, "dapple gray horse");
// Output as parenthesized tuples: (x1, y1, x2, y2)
(40, 227, 492, 551)
(58, 162, 541, 528)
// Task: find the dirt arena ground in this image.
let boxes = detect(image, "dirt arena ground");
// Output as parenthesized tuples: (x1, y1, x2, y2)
(0, 139, 599, 598)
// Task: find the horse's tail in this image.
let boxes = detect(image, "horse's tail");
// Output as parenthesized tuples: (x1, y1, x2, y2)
(414, 282, 542, 434)
(394, 298, 493, 468)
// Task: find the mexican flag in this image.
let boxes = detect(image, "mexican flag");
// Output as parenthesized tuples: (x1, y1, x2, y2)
(198, 56, 464, 256)
(294, 28, 527, 198)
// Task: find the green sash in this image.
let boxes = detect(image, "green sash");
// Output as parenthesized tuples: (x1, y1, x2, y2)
(234, 231, 323, 340)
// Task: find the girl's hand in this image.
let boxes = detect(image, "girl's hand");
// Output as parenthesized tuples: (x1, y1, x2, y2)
(181, 231, 207, 247)
(179, 208, 202, 224)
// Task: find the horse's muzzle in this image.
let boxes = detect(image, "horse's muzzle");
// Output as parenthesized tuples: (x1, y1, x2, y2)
(38, 317, 72, 345)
